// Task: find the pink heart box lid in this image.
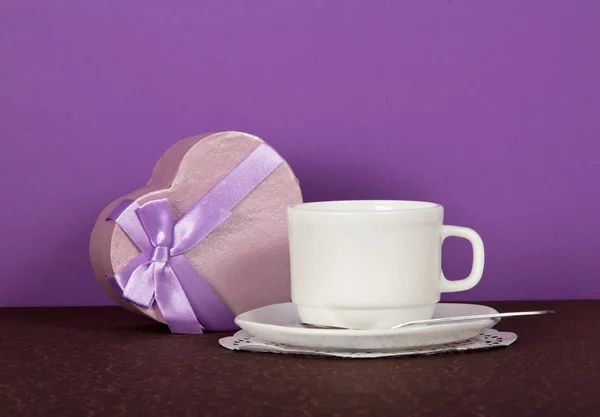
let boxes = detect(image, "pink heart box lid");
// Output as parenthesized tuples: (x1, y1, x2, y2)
(89, 131, 303, 329)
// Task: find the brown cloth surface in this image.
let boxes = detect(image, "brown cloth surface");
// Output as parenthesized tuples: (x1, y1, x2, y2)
(0, 300, 598, 417)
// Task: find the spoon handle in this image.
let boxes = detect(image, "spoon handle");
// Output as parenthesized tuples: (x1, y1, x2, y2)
(390, 309, 555, 329)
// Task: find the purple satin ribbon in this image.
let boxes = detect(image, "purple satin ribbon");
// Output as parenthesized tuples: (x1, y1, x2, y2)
(106, 143, 284, 334)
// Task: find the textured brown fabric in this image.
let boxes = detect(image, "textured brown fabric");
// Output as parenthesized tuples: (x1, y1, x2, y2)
(0, 301, 598, 417)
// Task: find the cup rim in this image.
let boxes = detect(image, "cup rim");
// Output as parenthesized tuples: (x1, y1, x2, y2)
(288, 200, 442, 214)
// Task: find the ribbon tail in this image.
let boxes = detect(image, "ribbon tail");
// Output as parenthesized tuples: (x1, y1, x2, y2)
(170, 255, 237, 331)
(154, 263, 204, 334)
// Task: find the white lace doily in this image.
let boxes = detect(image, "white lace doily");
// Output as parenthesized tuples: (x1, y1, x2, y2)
(219, 329, 517, 358)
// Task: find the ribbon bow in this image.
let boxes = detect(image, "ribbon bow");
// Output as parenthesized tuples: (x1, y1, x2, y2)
(105, 142, 284, 334)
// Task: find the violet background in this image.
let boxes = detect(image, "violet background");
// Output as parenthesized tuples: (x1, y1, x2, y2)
(1, 1, 599, 307)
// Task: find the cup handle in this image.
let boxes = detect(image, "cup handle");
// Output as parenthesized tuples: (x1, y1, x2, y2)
(440, 225, 485, 293)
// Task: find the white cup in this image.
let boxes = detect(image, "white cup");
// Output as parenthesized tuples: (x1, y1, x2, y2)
(287, 200, 485, 330)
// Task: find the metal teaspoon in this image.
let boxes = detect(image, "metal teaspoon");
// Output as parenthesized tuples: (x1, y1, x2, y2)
(299, 309, 555, 330)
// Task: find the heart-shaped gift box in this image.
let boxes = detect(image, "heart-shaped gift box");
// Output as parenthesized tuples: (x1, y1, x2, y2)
(89, 132, 302, 333)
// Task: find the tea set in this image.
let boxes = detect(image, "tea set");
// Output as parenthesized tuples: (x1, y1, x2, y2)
(221, 199, 553, 357)
(89, 132, 552, 358)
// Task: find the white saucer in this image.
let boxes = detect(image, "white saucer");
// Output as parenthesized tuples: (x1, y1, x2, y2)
(234, 303, 500, 351)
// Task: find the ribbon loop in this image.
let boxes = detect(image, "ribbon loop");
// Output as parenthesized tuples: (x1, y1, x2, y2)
(136, 199, 174, 248)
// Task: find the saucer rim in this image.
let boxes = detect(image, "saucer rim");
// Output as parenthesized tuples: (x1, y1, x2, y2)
(235, 302, 499, 338)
